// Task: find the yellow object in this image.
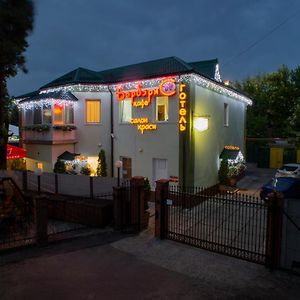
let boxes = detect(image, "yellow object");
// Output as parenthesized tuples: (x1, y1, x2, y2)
(270, 148, 283, 168)
(86, 100, 101, 123)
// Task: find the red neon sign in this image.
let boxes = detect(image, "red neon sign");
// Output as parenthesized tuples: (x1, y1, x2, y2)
(116, 78, 176, 104)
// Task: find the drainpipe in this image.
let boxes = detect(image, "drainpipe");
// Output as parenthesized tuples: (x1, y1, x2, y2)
(108, 86, 114, 177)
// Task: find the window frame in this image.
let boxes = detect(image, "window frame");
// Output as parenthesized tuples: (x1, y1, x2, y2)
(119, 98, 132, 124)
(224, 103, 229, 127)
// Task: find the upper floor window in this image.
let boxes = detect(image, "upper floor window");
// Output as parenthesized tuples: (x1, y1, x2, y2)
(120, 99, 132, 123)
(86, 99, 101, 124)
(156, 96, 168, 122)
(224, 103, 229, 126)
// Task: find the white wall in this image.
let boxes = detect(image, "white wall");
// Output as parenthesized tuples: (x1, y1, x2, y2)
(73, 91, 112, 175)
(113, 85, 179, 186)
(193, 84, 247, 187)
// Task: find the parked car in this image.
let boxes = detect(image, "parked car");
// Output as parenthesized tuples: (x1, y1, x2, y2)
(260, 177, 300, 200)
(275, 163, 300, 178)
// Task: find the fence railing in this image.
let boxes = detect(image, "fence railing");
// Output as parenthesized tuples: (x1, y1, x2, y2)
(0, 170, 118, 198)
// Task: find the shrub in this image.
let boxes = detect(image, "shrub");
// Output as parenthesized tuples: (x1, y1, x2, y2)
(218, 159, 229, 185)
(80, 166, 91, 176)
(96, 149, 107, 177)
(53, 159, 66, 173)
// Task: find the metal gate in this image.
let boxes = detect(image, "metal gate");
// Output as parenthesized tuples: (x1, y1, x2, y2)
(162, 186, 269, 264)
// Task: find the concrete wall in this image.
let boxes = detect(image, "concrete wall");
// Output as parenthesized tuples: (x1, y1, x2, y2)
(280, 198, 300, 270)
(193, 84, 246, 187)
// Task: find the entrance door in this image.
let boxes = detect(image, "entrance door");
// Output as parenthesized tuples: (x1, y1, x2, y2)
(153, 158, 168, 184)
(121, 157, 132, 179)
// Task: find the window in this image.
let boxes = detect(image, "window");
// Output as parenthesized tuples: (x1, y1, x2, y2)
(33, 107, 42, 124)
(156, 96, 168, 121)
(120, 99, 132, 123)
(42, 104, 52, 124)
(224, 103, 229, 126)
(64, 103, 74, 124)
(86, 99, 101, 123)
(54, 103, 64, 125)
(24, 109, 33, 125)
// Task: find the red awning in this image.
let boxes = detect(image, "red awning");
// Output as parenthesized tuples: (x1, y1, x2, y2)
(7, 144, 26, 160)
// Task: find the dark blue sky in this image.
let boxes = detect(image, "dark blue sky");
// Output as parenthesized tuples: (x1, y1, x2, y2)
(7, 0, 300, 96)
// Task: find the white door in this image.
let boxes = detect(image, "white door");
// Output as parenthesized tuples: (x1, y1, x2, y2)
(153, 158, 168, 185)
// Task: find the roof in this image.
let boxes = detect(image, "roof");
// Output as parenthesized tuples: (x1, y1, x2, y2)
(41, 67, 106, 89)
(219, 149, 240, 160)
(57, 151, 80, 161)
(19, 90, 78, 103)
(188, 59, 218, 79)
(37, 56, 217, 89)
(97, 56, 194, 83)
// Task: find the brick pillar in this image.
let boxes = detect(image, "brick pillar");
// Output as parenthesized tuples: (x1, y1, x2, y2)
(155, 179, 169, 238)
(266, 191, 283, 269)
(130, 176, 145, 232)
(113, 186, 126, 230)
(35, 196, 48, 246)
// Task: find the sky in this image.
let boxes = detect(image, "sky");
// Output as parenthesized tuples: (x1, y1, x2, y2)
(7, 0, 300, 97)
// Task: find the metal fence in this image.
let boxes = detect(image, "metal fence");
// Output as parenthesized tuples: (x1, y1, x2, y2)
(163, 186, 269, 264)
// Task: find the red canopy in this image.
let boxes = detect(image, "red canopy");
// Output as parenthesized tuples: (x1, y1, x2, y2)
(7, 144, 26, 160)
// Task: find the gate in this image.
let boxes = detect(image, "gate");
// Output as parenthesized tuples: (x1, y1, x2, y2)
(162, 186, 269, 265)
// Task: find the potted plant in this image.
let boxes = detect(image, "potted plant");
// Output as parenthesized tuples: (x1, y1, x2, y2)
(218, 159, 229, 191)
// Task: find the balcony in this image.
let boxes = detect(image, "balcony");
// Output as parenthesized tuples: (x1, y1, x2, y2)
(22, 125, 77, 144)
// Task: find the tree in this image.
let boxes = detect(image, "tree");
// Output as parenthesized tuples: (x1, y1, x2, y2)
(53, 159, 66, 174)
(96, 150, 107, 177)
(0, 0, 34, 169)
(236, 65, 299, 138)
(218, 159, 229, 185)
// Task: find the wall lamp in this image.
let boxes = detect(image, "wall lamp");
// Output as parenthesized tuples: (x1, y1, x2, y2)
(193, 115, 210, 132)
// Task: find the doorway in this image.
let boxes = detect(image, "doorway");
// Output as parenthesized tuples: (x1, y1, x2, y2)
(121, 157, 132, 179)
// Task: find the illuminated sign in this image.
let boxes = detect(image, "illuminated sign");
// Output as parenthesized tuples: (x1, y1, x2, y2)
(116, 78, 176, 107)
(179, 83, 187, 132)
(224, 145, 240, 150)
(130, 118, 157, 134)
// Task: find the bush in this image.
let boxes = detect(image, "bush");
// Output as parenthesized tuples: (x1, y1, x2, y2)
(80, 166, 91, 176)
(96, 149, 107, 177)
(218, 159, 229, 185)
(53, 159, 66, 173)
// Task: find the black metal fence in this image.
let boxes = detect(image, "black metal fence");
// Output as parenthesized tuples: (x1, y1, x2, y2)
(163, 186, 269, 264)
(0, 178, 35, 252)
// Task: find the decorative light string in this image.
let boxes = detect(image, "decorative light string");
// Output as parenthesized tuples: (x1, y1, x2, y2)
(179, 74, 252, 105)
(40, 84, 109, 94)
(18, 98, 78, 110)
(214, 64, 222, 82)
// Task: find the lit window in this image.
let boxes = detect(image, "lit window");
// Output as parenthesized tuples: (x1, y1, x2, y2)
(120, 99, 132, 123)
(156, 96, 168, 121)
(54, 103, 64, 125)
(86, 99, 101, 124)
(64, 103, 74, 124)
(224, 103, 229, 126)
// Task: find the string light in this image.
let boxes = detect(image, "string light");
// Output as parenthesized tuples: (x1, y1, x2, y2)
(18, 98, 78, 110)
(214, 64, 222, 82)
(40, 84, 109, 94)
(179, 74, 252, 105)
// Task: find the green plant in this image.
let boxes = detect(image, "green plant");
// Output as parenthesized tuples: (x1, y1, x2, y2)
(53, 159, 66, 173)
(22, 124, 50, 132)
(218, 159, 229, 185)
(53, 125, 76, 131)
(96, 149, 107, 177)
(80, 166, 91, 176)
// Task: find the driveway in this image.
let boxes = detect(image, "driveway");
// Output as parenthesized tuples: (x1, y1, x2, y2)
(237, 163, 275, 196)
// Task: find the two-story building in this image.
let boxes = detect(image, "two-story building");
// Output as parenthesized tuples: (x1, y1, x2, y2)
(16, 56, 252, 187)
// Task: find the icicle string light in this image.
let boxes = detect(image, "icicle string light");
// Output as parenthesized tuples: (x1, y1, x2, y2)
(18, 98, 78, 110)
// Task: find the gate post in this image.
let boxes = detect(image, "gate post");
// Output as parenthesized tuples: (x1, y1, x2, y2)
(130, 176, 145, 232)
(113, 186, 126, 230)
(266, 191, 283, 269)
(35, 196, 48, 246)
(155, 179, 169, 239)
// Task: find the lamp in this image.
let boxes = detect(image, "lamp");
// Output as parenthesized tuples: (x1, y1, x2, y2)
(115, 160, 123, 186)
(193, 116, 209, 132)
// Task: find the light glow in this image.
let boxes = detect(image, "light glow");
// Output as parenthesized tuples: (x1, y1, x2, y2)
(194, 117, 209, 132)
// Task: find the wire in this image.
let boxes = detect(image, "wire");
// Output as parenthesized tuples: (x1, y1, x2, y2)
(224, 7, 300, 66)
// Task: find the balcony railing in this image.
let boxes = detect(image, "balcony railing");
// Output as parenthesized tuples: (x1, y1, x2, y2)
(22, 125, 77, 144)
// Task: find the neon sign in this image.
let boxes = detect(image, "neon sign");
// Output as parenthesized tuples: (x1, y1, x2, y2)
(116, 78, 176, 107)
(130, 118, 157, 134)
(179, 83, 187, 132)
(224, 145, 240, 150)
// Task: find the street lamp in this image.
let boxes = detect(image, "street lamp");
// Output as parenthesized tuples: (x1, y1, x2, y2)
(34, 162, 43, 194)
(115, 160, 123, 186)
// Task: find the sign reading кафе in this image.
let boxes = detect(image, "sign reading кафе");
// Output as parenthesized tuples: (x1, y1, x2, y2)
(116, 78, 188, 134)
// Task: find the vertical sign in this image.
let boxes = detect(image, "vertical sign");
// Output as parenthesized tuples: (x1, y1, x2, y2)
(179, 83, 187, 132)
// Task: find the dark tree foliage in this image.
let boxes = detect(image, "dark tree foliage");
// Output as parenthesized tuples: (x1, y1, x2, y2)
(0, 0, 34, 169)
(236, 65, 300, 138)
(96, 149, 107, 177)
